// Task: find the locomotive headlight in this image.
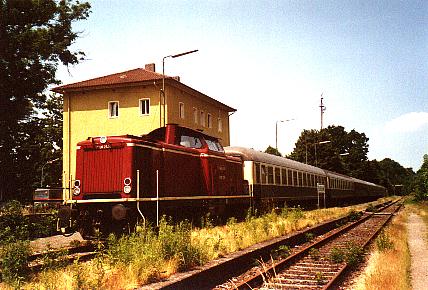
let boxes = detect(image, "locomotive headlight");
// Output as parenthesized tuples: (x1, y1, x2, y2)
(73, 187, 81, 196)
(123, 185, 131, 194)
(74, 180, 80, 187)
(124, 177, 132, 186)
(100, 136, 107, 144)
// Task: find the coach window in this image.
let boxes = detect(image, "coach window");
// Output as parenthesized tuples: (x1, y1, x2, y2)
(268, 166, 274, 184)
(292, 170, 298, 186)
(139, 99, 150, 116)
(281, 168, 287, 185)
(108, 101, 119, 118)
(288, 169, 293, 186)
(275, 167, 281, 185)
(261, 165, 267, 184)
(255, 163, 261, 184)
(303, 173, 307, 187)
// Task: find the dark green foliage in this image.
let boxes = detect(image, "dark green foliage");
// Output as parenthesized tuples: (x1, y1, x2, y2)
(288, 125, 415, 191)
(309, 247, 320, 260)
(329, 246, 345, 263)
(305, 232, 315, 242)
(0, 0, 91, 201)
(366, 203, 376, 212)
(0, 240, 31, 286)
(344, 242, 364, 267)
(0, 200, 28, 244)
(347, 209, 362, 221)
(105, 217, 207, 272)
(264, 145, 282, 157)
(412, 154, 428, 201)
(0, 200, 57, 244)
(272, 245, 290, 259)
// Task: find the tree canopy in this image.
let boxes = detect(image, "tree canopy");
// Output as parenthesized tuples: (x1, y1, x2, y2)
(264, 145, 282, 157)
(288, 125, 369, 178)
(0, 0, 91, 201)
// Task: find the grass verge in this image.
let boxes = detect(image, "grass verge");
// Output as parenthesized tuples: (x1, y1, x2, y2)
(350, 201, 411, 290)
(2, 197, 397, 289)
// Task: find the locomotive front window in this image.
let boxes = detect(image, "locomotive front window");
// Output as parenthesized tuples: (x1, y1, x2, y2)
(180, 135, 202, 149)
(206, 139, 224, 152)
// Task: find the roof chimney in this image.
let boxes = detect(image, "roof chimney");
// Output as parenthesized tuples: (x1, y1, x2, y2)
(145, 63, 156, 72)
(172, 76, 180, 82)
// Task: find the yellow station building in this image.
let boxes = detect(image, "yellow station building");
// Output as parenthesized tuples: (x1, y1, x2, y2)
(53, 64, 236, 195)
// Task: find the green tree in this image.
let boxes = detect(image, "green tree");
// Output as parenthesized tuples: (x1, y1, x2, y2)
(265, 145, 282, 157)
(413, 154, 428, 200)
(289, 125, 369, 177)
(0, 0, 91, 201)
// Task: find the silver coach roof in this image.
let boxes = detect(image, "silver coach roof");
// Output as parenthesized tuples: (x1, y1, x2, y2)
(225, 146, 325, 175)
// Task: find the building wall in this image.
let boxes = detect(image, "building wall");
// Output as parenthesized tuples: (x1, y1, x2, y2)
(62, 83, 231, 198)
(166, 85, 231, 145)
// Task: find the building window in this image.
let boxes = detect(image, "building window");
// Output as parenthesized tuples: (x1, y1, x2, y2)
(193, 107, 198, 124)
(179, 102, 185, 119)
(207, 113, 212, 128)
(218, 118, 222, 132)
(200, 111, 205, 127)
(139, 99, 150, 116)
(108, 101, 119, 118)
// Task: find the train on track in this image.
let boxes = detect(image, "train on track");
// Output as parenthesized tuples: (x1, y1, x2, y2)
(57, 124, 386, 237)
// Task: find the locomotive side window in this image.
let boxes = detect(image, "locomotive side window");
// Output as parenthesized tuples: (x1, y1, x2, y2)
(180, 135, 202, 149)
(255, 163, 261, 184)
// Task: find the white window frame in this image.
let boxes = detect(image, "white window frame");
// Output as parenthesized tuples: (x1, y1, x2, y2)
(179, 102, 185, 119)
(108, 101, 119, 118)
(139, 98, 150, 116)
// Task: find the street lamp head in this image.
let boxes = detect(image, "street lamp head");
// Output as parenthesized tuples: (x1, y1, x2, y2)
(171, 49, 199, 58)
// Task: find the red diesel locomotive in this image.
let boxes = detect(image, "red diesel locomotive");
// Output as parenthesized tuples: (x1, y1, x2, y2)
(58, 124, 249, 236)
(58, 124, 385, 237)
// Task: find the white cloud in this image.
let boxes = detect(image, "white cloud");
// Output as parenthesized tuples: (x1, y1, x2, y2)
(385, 112, 428, 133)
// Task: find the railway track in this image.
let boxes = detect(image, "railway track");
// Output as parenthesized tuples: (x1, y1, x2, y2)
(216, 200, 402, 290)
(142, 199, 400, 290)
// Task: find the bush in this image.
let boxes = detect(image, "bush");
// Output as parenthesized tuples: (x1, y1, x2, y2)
(0, 200, 28, 244)
(344, 242, 364, 267)
(0, 240, 31, 286)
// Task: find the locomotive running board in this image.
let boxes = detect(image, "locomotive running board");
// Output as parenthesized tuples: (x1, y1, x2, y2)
(64, 195, 252, 204)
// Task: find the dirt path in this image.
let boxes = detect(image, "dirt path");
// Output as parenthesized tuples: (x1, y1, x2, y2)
(407, 213, 428, 290)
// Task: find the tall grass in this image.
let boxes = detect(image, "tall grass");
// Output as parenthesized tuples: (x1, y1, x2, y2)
(14, 198, 395, 289)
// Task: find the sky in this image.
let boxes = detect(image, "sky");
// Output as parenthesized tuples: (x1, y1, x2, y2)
(56, 0, 428, 171)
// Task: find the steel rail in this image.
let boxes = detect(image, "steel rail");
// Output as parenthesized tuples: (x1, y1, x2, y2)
(232, 199, 401, 289)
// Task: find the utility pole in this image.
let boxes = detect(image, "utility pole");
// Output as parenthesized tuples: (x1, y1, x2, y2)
(319, 94, 326, 130)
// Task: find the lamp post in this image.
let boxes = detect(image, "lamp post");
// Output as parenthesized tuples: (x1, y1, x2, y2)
(41, 158, 60, 187)
(161, 49, 198, 127)
(275, 119, 294, 151)
(314, 140, 331, 167)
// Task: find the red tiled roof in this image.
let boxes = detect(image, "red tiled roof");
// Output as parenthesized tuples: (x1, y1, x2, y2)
(52, 67, 236, 112)
(52, 68, 168, 92)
